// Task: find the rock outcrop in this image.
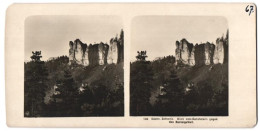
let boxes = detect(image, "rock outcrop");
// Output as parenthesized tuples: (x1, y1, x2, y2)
(88, 44, 100, 66)
(69, 30, 124, 66)
(98, 43, 109, 65)
(175, 39, 195, 66)
(118, 30, 124, 63)
(194, 44, 205, 66)
(175, 39, 194, 66)
(69, 41, 75, 63)
(213, 37, 228, 64)
(175, 34, 228, 66)
(107, 38, 119, 64)
(69, 39, 88, 65)
(107, 30, 124, 64)
(204, 42, 215, 65)
(82, 44, 89, 66)
(189, 47, 195, 66)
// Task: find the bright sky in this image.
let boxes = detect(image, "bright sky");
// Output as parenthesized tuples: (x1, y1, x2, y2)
(25, 15, 123, 61)
(131, 16, 228, 61)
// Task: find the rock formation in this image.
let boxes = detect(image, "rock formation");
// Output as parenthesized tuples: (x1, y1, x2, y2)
(69, 41, 75, 63)
(175, 39, 195, 66)
(194, 44, 205, 66)
(204, 42, 215, 65)
(175, 33, 228, 66)
(88, 44, 100, 66)
(98, 42, 109, 65)
(189, 47, 195, 66)
(82, 45, 89, 66)
(118, 29, 124, 63)
(107, 30, 124, 64)
(175, 41, 181, 63)
(69, 30, 124, 66)
(69, 39, 88, 65)
(213, 37, 228, 64)
(107, 38, 119, 64)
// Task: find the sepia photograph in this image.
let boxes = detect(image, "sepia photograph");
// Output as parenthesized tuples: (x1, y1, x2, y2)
(130, 16, 229, 116)
(5, 3, 256, 127)
(24, 16, 124, 117)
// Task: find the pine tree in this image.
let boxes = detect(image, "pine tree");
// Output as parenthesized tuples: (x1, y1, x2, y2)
(136, 51, 148, 61)
(24, 51, 48, 117)
(154, 70, 185, 115)
(55, 69, 79, 116)
(130, 52, 153, 115)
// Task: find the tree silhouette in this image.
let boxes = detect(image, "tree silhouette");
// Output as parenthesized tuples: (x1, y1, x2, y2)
(30, 51, 42, 62)
(154, 70, 185, 115)
(24, 51, 48, 117)
(54, 69, 79, 116)
(130, 56, 153, 115)
(136, 51, 147, 61)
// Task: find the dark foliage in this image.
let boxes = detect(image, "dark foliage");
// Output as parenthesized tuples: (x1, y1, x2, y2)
(118, 29, 124, 63)
(130, 60, 153, 116)
(136, 51, 148, 61)
(130, 52, 228, 116)
(25, 52, 124, 117)
(24, 51, 48, 117)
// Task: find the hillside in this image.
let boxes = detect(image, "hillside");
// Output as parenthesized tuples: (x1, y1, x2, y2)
(70, 62, 124, 90)
(177, 63, 228, 91)
(25, 55, 124, 117)
(131, 55, 228, 116)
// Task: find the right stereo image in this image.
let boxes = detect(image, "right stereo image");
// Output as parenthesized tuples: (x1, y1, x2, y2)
(130, 16, 228, 116)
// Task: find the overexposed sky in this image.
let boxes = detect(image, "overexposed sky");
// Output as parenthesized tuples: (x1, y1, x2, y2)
(25, 16, 228, 62)
(25, 15, 122, 61)
(131, 16, 228, 61)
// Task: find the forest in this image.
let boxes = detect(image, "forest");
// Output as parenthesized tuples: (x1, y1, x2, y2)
(24, 51, 124, 117)
(130, 51, 228, 116)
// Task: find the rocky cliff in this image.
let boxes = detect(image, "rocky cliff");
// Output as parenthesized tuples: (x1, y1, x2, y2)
(107, 38, 119, 64)
(175, 39, 194, 65)
(205, 42, 215, 65)
(69, 30, 124, 66)
(69, 39, 88, 65)
(213, 37, 228, 64)
(175, 34, 228, 66)
(175, 39, 196, 66)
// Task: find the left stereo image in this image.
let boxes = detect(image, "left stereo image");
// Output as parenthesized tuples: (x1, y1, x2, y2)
(24, 15, 124, 117)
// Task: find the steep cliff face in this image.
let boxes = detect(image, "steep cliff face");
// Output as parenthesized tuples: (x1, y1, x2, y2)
(107, 38, 119, 64)
(69, 41, 74, 64)
(82, 45, 89, 66)
(189, 46, 195, 66)
(69, 30, 123, 66)
(69, 39, 88, 65)
(88, 44, 99, 65)
(175, 39, 194, 66)
(75, 39, 86, 64)
(181, 39, 192, 64)
(175, 41, 181, 63)
(213, 38, 227, 64)
(175, 34, 228, 66)
(118, 30, 124, 63)
(205, 42, 215, 65)
(194, 44, 205, 66)
(98, 43, 109, 65)
(224, 32, 229, 64)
